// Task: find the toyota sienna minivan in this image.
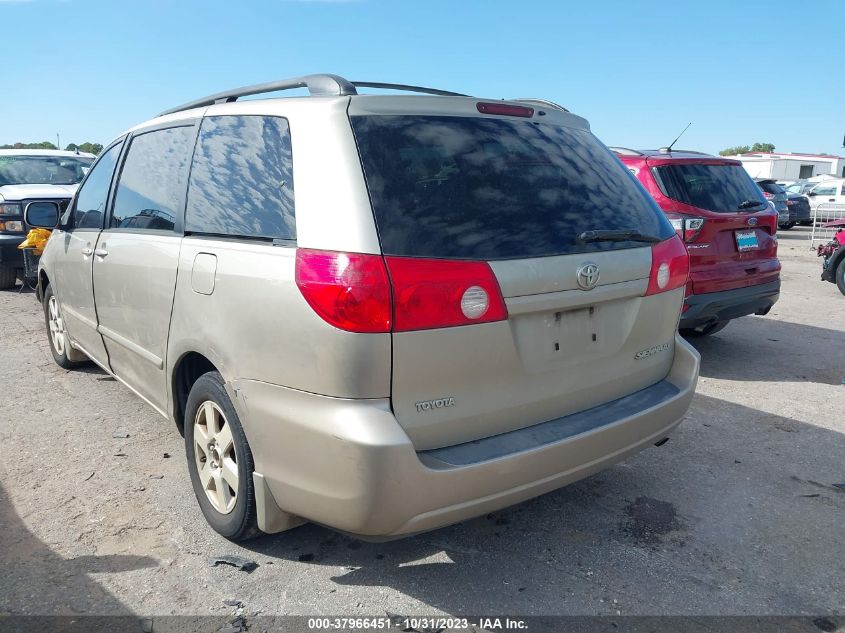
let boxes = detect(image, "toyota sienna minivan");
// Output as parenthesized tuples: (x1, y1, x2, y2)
(28, 74, 700, 541)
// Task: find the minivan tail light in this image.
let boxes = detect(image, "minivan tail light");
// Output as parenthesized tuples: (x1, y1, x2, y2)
(385, 257, 508, 331)
(295, 249, 508, 333)
(645, 236, 689, 296)
(295, 249, 392, 333)
(665, 213, 706, 243)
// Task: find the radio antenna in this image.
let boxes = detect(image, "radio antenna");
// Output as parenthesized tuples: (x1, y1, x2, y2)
(661, 122, 693, 153)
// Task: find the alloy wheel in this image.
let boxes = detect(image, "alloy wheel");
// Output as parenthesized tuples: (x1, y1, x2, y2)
(193, 400, 239, 514)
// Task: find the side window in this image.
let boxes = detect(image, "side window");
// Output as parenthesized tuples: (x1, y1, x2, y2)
(814, 185, 836, 196)
(840, 183, 845, 195)
(110, 126, 195, 232)
(69, 142, 122, 229)
(186, 115, 295, 240)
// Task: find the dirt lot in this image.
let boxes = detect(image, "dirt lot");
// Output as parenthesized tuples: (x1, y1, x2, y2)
(1, 227, 843, 623)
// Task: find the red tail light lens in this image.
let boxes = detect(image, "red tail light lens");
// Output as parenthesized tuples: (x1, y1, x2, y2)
(665, 213, 706, 243)
(295, 249, 508, 333)
(762, 191, 774, 199)
(295, 249, 392, 333)
(476, 102, 534, 118)
(645, 236, 689, 296)
(385, 257, 508, 331)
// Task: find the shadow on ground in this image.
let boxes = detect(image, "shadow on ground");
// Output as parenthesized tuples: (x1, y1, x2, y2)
(0, 481, 156, 616)
(239, 393, 845, 616)
(687, 318, 844, 384)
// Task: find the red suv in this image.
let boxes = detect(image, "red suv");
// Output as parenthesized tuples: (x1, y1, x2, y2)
(612, 148, 781, 336)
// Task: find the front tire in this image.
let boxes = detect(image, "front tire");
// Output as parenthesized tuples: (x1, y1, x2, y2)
(836, 260, 845, 296)
(680, 320, 730, 338)
(43, 285, 87, 369)
(185, 371, 260, 541)
(0, 265, 17, 289)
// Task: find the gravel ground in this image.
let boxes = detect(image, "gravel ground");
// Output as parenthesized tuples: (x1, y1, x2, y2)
(1, 226, 843, 623)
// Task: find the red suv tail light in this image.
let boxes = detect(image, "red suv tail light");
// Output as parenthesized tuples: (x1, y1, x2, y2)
(295, 249, 508, 333)
(385, 256, 508, 331)
(665, 213, 706, 243)
(645, 236, 689, 296)
(295, 249, 392, 333)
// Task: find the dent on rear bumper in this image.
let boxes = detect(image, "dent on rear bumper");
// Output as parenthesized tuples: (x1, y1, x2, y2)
(232, 335, 700, 538)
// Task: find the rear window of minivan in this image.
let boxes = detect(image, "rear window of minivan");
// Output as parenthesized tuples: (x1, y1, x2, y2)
(350, 116, 673, 260)
(652, 163, 768, 213)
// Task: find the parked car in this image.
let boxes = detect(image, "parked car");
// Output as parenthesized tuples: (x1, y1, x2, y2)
(612, 148, 780, 337)
(28, 74, 700, 541)
(0, 149, 95, 288)
(805, 178, 845, 214)
(782, 180, 815, 195)
(785, 192, 812, 227)
(755, 178, 791, 228)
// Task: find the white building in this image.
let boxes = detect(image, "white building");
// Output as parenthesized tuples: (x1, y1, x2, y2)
(727, 152, 845, 181)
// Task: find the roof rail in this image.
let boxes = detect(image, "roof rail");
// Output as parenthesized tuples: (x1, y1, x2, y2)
(352, 82, 467, 97)
(511, 98, 569, 113)
(607, 147, 643, 156)
(158, 73, 357, 116)
(158, 74, 470, 117)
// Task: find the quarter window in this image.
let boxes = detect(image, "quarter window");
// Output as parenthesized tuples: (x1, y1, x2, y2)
(70, 142, 122, 230)
(111, 126, 195, 232)
(186, 115, 296, 241)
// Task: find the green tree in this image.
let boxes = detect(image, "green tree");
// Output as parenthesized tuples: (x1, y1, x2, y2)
(0, 141, 58, 150)
(76, 142, 103, 155)
(64, 143, 78, 152)
(750, 142, 775, 153)
(719, 145, 750, 156)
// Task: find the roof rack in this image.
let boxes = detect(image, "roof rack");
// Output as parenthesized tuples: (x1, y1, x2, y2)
(511, 98, 569, 113)
(351, 82, 467, 97)
(607, 147, 643, 156)
(158, 73, 468, 116)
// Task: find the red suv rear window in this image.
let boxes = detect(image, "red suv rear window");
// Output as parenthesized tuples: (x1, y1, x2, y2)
(652, 164, 768, 213)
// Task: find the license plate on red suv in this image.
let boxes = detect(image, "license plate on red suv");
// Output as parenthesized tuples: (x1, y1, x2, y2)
(735, 230, 759, 251)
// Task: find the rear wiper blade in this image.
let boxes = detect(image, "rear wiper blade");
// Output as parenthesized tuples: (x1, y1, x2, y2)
(738, 199, 766, 210)
(577, 229, 662, 244)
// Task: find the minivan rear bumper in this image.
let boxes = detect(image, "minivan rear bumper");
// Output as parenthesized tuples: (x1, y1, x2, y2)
(680, 279, 780, 329)
(233, 335, 699, 538)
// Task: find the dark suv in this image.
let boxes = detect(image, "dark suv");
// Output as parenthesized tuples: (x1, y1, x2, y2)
(755, 179, 791, 229)
(613, 148, 780, 337)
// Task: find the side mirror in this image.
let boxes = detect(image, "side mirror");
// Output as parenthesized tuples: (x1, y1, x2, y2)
(24, 201, 60, 229)
(807, 191, 817, 196)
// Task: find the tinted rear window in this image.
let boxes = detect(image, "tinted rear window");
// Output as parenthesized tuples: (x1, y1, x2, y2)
(652, 164, 768, 213)
(351, 116, 672, 260)
(757, 181, 784, 195)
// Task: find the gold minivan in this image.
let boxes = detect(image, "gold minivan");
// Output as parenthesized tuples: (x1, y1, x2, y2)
(28, 74, 700, 541)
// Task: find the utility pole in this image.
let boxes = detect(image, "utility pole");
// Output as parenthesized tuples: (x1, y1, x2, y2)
(56, 132, 60, 150)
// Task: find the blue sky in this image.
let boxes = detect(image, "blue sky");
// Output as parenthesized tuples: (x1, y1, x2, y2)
(4, 0, 844, 156)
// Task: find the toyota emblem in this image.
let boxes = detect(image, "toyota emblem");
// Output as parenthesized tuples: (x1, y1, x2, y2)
(747, 217, 758, 226)
(576, 262, 600, 290)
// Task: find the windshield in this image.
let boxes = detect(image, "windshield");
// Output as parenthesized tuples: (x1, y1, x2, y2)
(651, 163, 768, 213)
(0, 155, 94, 186)
(351, 115, 673, 260)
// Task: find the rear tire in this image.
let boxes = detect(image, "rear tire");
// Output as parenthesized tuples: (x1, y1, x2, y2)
(836, 260, 845, 296)
(43, 285, 87, 369)
(680, 320, 730, 338)
(0, 265, 17, 289)
(185, 371, 260, 541)
(778, 223, 795, 230)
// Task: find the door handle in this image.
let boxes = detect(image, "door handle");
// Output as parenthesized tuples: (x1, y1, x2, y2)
(81, 247, 93, 256)
(94, 248, 109, 258)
